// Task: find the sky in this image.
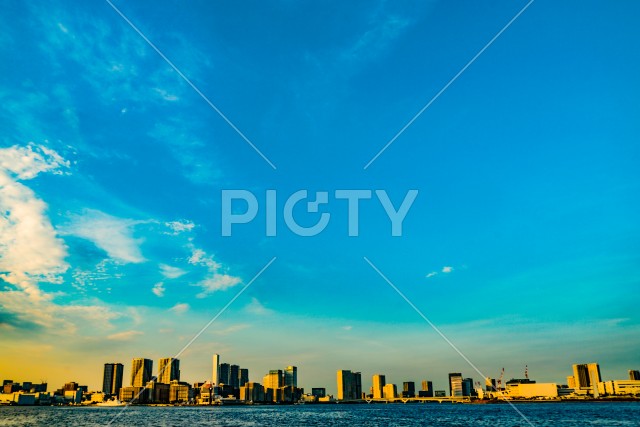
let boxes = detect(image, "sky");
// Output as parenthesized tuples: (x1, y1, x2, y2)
(0, 0, 639, 395)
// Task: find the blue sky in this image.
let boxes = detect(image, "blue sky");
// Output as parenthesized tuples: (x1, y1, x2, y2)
(1, 0, 639, 394)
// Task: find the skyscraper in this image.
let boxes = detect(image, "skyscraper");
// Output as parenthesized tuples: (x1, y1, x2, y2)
(402, 381, 415, 398)
(158, 358, 180, 384)
(263, 370, 283, 390)
(239, 368, 249, 387)
(229, 365, 240, 388)
(284, 366, 297, 387)
(372, 374, 386, 399)
(336, 370, 361, 400)
(130, 358, 153, 387)
(448, 373, 463, 397)
(629, 370, 640, 381)
(212, 354, 220, 385)
(102, 363, 123, 395)
(219, 363, 230, 385)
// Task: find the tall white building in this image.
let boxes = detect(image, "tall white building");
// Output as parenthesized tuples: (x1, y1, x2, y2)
(212, 354, 220, 385)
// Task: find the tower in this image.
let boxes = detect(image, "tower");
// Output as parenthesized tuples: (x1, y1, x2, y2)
(212, 354, 220, 385)
(102, 363, 123, 395)
(130, 358, 153, 387)
(158, 358, 180, 384)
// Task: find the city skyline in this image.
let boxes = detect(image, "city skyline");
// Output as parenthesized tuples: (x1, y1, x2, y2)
(1, 0, 639, 405)
(4, 352, 639, 399)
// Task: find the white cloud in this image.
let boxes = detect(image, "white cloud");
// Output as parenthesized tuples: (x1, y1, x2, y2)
(107, 330, 142, 341)
(342, 325, 353, 331)
(164, 220, 195, 235)
(0, 143, 70, 180)
(425, 272, 437, 278)
(153, 88, 179, 102)
(0, 144, 69, 289)
(62, 209, 146, 263)
(188, 246, 241, 297)
(169, 303, 190, 315)
(212, 324, 250, 335)
(159, 264, 186, 279)
(442, 266, 453, 273)
(152, 282, 165, 297)
(244, 297, 273, 316)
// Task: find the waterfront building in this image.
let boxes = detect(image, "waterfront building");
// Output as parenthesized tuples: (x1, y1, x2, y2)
(158, 358, 180, 384)
(419, 380, 433, 397)
(219, 363, 231, 385)
(229, 365, 240, 388)
(372, 374, 386, 399)
(212, 354, 220, 385)
(629, 370, 640, 381)
(337, 370, 362, 400)
(383, 383, 397, 399)
(402, 381, 415, 398)
(312, 387, 326, 398)
(284, 366, 298, 387)
(448, 373, 463, 397)
(572, 363, 601, 389)
(102, 363, 123, 396)
(239, 368, 249, 387)
(263, 370, 284, 389)
(506, 382, 558, 398)
(130, 358, 153, 387)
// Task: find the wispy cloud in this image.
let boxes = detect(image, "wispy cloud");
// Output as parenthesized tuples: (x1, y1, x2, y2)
(159, 264, 186, 279)
(244, 297, 274, 316)
(164, 220, 195, 235)
(442, 266, 453, 273)
(62, 209, 146, 264)
(169, 303, 190, 315)
(188, 247, 241, 298)
(107, 330, 142, 341)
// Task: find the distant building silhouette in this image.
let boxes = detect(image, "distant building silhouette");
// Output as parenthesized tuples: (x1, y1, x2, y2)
(102, 363, 123, 395)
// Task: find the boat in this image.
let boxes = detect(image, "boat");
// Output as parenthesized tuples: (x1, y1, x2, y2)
(96, 399, 126, 407)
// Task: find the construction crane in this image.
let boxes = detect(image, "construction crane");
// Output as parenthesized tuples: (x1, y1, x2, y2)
(497, 367, 505, 390)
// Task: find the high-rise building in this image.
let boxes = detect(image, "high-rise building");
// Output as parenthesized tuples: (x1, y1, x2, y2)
(383, 383, 397, 399)
(212, 354, 220, 385)
(158, 358, 180, 384)
(102, 363, 124, 395)
(402, 381, 415, 398)
(336, 370, 362, 400)
(629, 370, 640, 381)
(312, 388, 326, 398)
(239, 368, 249, 387)
(572, 363, 601, 389)
(131, 358, 153, 387)
(462, 378, 474, 397)
(219, 363, 231, 385)
(229, 365, 240, 388)
(419, 380, 433, 397)
(567, 376, 576, 388)
(284, 366, 297, 387)
(372, 374, 386, 399)
(448, 373, 463, 397)
(263, 370, 284, 390)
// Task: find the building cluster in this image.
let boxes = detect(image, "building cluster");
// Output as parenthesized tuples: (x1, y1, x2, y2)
(334, 364, 640, 402)
(2, 360, 640, 406)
